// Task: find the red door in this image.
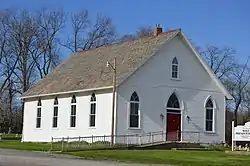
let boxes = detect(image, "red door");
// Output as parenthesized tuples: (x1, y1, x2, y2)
(166, 114, 181, 141)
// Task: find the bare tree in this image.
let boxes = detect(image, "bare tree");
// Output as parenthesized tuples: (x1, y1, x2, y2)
(119, 26, 153, 42)
(199, 45, 250, 128)
(32, 9, 65, 78)
(136, 26, 153, 37)
(0, 8, 65, 132)
(0, 9, 65, 93)
(225, 56, 250, 126)
(244, 88, 250, 111)
(6, 9, 39, 94)
(0, 10, 19, 93)
(0, 8, 117, 133)
(201, 45, 236, 80)
(83, 15, 115, 50)
(119, 34, 135, 42)
(61, 10, 115, 52)
(67, 10, 88, 52)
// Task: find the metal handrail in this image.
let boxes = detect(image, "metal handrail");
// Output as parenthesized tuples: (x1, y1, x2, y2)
(52, 130, 200, 143)
(50, 130, 202, 151)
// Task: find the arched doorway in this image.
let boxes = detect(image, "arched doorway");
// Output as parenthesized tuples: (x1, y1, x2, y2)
(166, 93, 181, 141)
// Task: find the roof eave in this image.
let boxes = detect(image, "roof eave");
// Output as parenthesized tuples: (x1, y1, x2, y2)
(225, 95, 234, 100)
(179, 31, 233, 100)
(20, 86, 113, 100)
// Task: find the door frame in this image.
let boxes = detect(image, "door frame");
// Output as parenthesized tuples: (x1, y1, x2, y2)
(166, 111, 182, 142)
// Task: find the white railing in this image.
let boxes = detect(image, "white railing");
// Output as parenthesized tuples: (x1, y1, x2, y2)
(50, 130, 201, 151)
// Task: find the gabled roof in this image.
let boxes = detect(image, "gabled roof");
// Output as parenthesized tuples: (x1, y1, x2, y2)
(22, 29, 180, 98)
(179, 31, 233, 100)
(22, 28, 233, 100)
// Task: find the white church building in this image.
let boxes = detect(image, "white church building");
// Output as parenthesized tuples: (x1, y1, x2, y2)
(21, 26, 232, 144)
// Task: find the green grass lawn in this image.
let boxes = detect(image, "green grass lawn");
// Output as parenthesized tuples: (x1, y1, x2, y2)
(1, 140, 250, 166)
(0, 140, 114, 151)
(65, 150, 250, 166)
(0, 141, 51, 151)
(0, 134, 51, 151)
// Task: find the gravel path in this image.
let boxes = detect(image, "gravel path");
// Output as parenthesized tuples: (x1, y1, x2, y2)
(0, 149, 169, 166)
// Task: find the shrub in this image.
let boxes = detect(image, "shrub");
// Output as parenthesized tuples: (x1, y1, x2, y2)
(0, 134, 22, 141)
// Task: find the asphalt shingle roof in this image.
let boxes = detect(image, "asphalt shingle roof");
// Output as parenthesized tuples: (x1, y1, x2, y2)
(23, 29, 180, 97)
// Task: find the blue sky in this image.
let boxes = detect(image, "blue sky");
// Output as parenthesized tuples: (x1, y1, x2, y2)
(1, 0, 249, 63)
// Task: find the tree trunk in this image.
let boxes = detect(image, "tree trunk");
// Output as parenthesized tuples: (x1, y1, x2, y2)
(234, 109, 238, 127)
(20, 101, 24, 133)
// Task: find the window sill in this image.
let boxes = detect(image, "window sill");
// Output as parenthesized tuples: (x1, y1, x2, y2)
(128, 127, 142, 130)
(35, 128, 42, 130)
(68, 127, 77, 130)
(204, 131, 216, 134)
(88, 127, 96, 129)
(170, 78, 181, 81)
(52, 127, 59, 130)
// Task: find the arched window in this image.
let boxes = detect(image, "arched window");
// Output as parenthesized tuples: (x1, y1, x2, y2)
(167, 93, 181, 113)
(129, 92, 140, 128)
(171, 57, 179, 79)
(89, 93, 96, 127)
(205, 98, 214, 132)
(71, 95, 76, 103)
(54, 97, 58, 105)
(37, 99, 42, 106)
(52, 97, 59, 128)
(70, 95, 77, 127)
(36, 99, 42, 128)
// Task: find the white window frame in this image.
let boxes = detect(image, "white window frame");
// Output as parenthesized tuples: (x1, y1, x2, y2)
(204, 98, 215, 133)
(89, 93, 96, 128)
(171, 57, 179, 79)
(52, 97, 59, 128)
(36, 99, 42, 129)
(128, 92, 141, 129)
(70, 96, 77, 128)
